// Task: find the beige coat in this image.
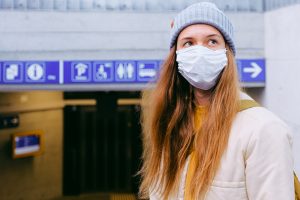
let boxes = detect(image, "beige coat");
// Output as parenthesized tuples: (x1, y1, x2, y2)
(150, 93, 294, 199)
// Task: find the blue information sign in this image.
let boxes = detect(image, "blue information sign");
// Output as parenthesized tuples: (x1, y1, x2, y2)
(93, 61, 114, 82)
(237, 59, 265, 83)
(0, 61, 59, 84)
(137, 60, 158, 82)
(115, 61, 136, 82)
(0, 59, 265, 89)
(71, 61, 92, 82)
(2, 61, 23, 83)
(63, 60, 161, 84)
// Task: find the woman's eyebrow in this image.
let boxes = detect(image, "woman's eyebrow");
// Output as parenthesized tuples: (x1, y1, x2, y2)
(179, 36, 194, 41)
(207, 34, 222, 38)
(179, 34, 221, 41)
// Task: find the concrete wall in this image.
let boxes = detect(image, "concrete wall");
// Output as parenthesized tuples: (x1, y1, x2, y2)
(0, 11, 264, 61)
(264, 4, 300, 175)
(0, 92, 64, 200)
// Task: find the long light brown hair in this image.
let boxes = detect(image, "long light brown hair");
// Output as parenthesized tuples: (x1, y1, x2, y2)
(139, 43, 240, 199)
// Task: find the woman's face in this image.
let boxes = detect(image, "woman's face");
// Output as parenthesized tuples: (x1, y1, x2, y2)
(176, 24, 226, 51)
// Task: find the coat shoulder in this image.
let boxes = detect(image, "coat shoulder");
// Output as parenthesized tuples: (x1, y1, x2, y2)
(237, 106, 288, 129)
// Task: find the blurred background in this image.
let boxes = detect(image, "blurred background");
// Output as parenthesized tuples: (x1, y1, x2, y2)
(0, 0, 300, 199)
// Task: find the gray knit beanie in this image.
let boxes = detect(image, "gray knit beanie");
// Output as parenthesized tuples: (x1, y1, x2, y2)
(170, 2, 236, 55)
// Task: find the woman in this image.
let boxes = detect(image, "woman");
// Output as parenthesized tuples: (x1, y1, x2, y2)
(139, 2, 294, 200)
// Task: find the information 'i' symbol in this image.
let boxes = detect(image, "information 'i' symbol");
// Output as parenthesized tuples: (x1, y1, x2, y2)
(27, 64, 44, 81)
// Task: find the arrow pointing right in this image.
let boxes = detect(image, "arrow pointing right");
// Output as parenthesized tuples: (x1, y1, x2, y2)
(243, 62, 262, 78)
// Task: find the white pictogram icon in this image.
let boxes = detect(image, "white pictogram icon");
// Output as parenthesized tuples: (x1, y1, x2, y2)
(75, 63, 88, 80)
(27, 63, 44, 81)
(116, 63, 135, 80)
(6, 64, 19, 80)
(96, 65, 107, 79)
(138, 63, 156, 78)
(243, 62, 262, 78)
(127, 63, 134, 79)
(117, 63, 125, 79)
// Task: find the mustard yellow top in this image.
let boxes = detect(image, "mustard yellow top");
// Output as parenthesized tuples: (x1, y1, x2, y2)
(184, 106, 206, 200)
(194, 106, 206, 132)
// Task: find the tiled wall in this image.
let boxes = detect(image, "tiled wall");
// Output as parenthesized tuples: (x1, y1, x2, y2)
(0, 91, 64, 200)
(0, 0, 264, 12)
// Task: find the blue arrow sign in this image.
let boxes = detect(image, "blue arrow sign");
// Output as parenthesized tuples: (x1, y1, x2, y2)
(237, 59, 265, 83)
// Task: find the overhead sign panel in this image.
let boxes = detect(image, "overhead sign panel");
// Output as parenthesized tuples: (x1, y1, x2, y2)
(0, 59, 265, 90)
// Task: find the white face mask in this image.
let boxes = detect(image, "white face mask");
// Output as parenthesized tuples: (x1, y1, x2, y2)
(176, 45, 228, 90)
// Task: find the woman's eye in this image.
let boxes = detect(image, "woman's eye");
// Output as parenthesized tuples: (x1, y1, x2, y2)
(183, 41, 192, 48)
(208, 39, 218, 46)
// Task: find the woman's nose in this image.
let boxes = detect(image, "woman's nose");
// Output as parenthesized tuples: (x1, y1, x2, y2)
(196, 41, 204, 46)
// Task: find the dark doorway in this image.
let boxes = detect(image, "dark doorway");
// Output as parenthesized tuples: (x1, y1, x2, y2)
(63, 92, 142, 196)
